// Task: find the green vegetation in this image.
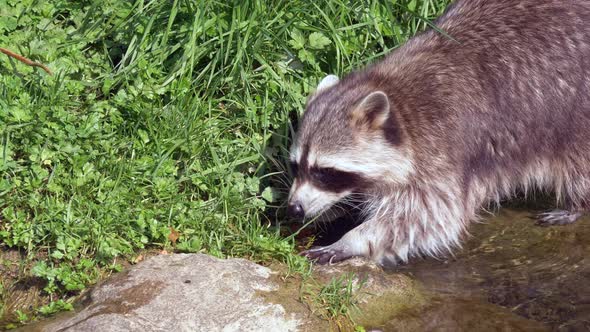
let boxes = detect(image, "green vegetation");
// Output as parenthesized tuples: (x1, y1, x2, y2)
(301, 272, 367, 330)
(0, 0, 450, 328)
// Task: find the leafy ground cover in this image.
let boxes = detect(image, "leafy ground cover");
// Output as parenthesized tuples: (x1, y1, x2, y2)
(0, 0, 450, 328)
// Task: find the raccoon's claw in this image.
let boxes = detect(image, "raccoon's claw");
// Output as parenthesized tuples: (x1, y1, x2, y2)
(301, 245, 353, 265)
(534, 210, 582, 227)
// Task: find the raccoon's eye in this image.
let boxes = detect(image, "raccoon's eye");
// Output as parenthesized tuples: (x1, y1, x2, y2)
(310, 168, 365, 192)
(309, 167, 366, 192)
(289, 161, 298, 177)
(310, 167, 358, 191)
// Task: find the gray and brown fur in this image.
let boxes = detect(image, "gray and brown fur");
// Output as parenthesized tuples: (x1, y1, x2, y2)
(287, 0, 590, 265)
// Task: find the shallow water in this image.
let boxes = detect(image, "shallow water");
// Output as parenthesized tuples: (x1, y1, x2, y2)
(392, 208, 590, 331)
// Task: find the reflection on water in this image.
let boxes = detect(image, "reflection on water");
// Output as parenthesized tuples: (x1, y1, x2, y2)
(393, 208, 590, 331)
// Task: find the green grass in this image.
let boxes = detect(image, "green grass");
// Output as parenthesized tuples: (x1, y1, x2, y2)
(0, 0, 450, 327)
(300, 272, 368, 330)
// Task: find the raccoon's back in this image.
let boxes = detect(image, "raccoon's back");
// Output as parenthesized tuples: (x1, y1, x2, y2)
(438, 0, 590, 116)
(389, 0, 590, 153)
(452, 0, 590, 155)
(371, 0, 590, 183)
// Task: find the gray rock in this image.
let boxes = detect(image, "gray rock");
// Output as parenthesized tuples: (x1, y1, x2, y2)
(19, 250, 551, 332)
(29, 254, 303, 332)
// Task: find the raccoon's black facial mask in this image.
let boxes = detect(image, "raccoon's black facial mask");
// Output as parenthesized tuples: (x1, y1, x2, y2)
(290, 161, 366, 193)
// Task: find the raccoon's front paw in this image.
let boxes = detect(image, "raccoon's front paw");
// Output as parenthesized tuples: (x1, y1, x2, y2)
(301, 245, 353, 265)
(534, 209, 582, 226)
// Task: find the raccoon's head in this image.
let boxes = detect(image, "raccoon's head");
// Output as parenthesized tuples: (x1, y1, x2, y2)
(287, 74, 414, 220)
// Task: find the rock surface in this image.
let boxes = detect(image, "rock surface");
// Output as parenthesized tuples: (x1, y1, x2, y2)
(20, 243, 554, 332)
(24, 254, 305, 332)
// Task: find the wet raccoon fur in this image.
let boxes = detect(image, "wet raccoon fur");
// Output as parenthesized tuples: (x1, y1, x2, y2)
(287, 0, 590, 265)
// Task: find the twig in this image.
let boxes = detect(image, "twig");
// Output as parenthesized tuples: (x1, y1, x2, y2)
(0, 47, 53, 75)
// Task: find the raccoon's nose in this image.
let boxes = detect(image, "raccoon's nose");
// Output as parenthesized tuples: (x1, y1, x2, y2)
(287, 201, 305, 219)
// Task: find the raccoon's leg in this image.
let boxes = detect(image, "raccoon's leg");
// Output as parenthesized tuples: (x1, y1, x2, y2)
(300, 230, 365, 265)
(534, 170, 590, 226)
(535, 209, 584, 226)
(302, 188, 468, 264)
(301, 216, 388, 264)
(534, 193, 588, 226)
(301, 242, 353, 265)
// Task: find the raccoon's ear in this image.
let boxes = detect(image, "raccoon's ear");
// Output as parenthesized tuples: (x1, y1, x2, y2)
(305, 75, 340, 109)
(350, 91, 391, 131)
(316, 74, 339, 92)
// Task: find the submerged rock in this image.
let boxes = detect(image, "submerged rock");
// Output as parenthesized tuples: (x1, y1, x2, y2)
(311, 258, 547, 332)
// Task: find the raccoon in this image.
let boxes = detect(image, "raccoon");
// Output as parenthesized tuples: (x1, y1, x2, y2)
(287, 0, 590, 265)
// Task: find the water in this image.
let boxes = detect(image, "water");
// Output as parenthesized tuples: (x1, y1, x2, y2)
(393, 208, 590, 331)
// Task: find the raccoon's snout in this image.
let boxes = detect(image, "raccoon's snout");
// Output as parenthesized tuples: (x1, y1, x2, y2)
(287, 201, 305, 219)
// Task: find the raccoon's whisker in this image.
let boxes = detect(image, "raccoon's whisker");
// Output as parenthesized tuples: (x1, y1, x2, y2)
(347, 192, 375, 199)
(332, 204, 352, 218)
(350, 191, 375, 197)
(327, 208, 340, 222)
(345, 194, 376, 203)
(338, 201, 365, 212)
(271, 188, 290, 193)
(343, 196, 370, 205)
(342, 194, 368, 202)
(340, 197, 369, 209)
(270, 176, 293, 190)
(268, 186, 290, 194)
